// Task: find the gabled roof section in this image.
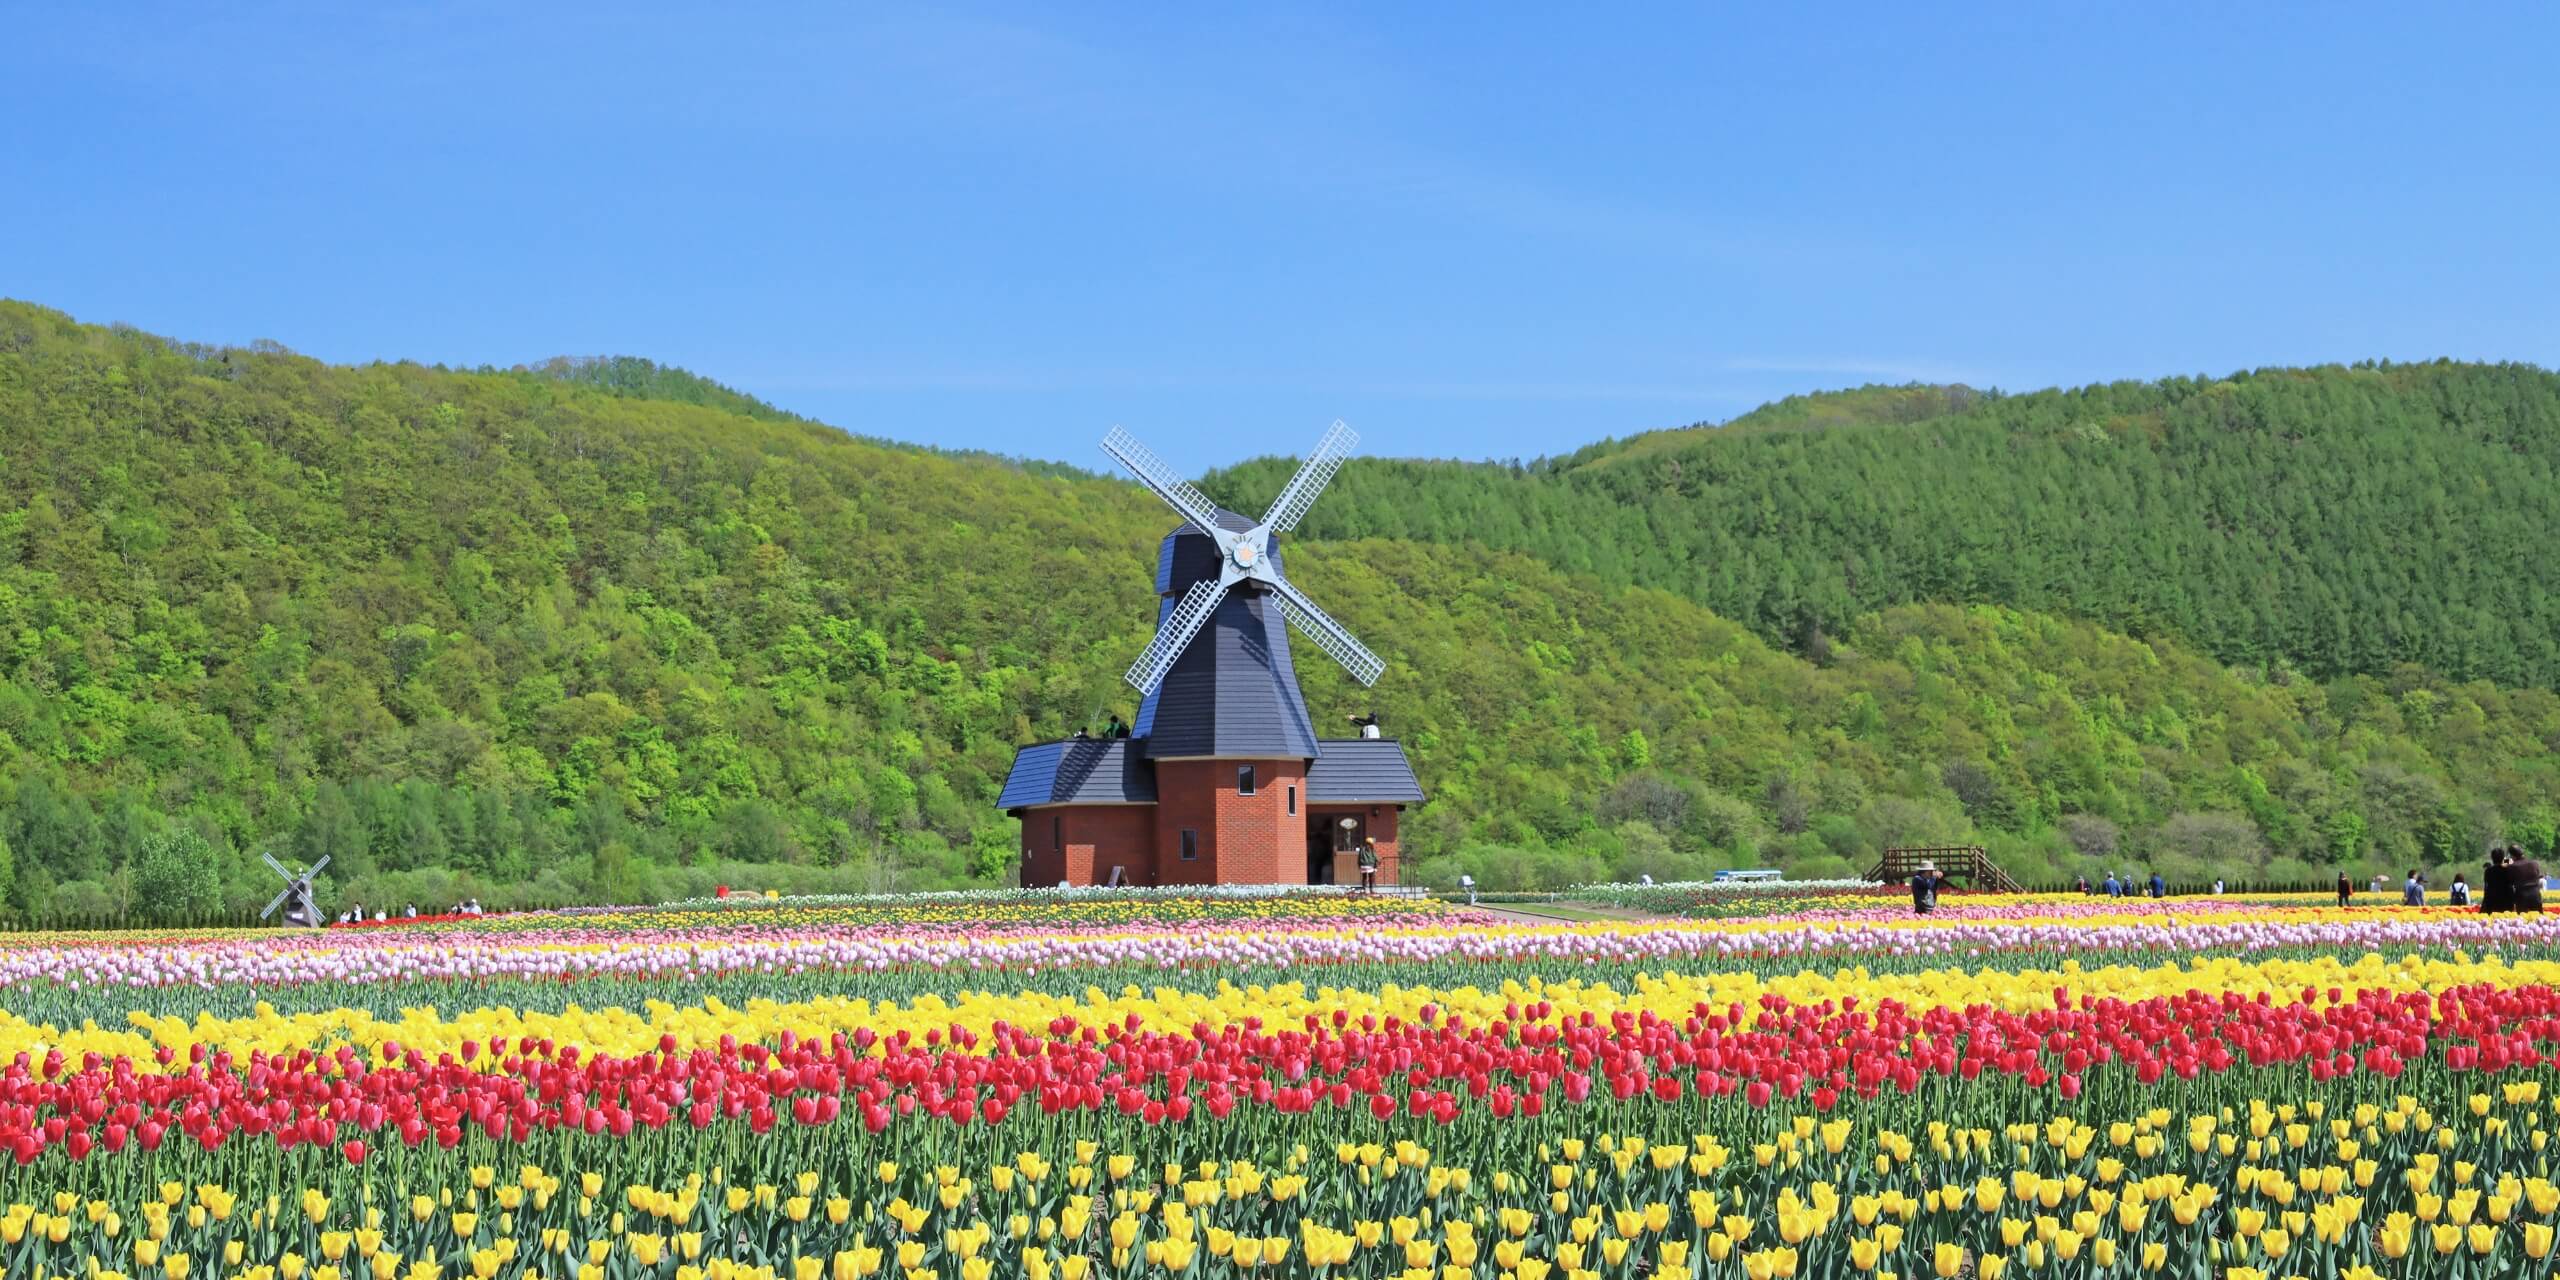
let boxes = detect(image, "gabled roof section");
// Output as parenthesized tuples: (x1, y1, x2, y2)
(996, 738, 1158, 810)
(1304, 738, 1425, 805)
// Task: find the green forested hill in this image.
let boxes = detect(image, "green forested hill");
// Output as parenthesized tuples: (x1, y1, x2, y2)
(0, 301, 2552, 917)
(1204, 364, 2560, 686)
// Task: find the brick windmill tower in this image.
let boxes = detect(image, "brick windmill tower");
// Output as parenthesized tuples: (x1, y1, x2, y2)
(999, 423, 1423, 887)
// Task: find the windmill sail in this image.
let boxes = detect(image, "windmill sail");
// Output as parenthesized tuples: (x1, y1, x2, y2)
(1271, 579, 1385, 686)
(1259, 420, 1357, 534)
(1102, 427, 1228, 540)
(1125, 577, 1229, 694)
(1107, 422, 1383, 697)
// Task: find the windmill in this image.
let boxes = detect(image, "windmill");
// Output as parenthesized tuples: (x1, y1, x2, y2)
(1102, 421, 1386, 697)
(259, 852, 327, 928)
(994, 421, 1424, 888)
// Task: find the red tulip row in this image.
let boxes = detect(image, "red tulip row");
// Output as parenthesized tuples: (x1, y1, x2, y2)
(2, 982, 2555, 1166)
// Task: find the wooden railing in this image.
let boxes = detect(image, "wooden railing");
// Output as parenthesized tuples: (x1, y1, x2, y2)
(1866, 844, 2023, 893)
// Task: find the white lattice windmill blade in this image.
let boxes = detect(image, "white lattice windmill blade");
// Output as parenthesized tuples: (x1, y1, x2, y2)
(1259, 420, 1357, 534)
(1104, 422, 1385, 695)
(1101, 426, 1229, 541)
(1124, 576, 1230, 694)
(1270, 577, 1386, 686)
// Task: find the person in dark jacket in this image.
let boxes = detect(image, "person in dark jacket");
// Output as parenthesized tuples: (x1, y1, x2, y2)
(2335, 873, 2352, 907)
(1910, 861, 1942, 915)
(2485, 848, 2514, 913)
(2512, 848, 2547, 914)
(2148, 872, 2166, 899)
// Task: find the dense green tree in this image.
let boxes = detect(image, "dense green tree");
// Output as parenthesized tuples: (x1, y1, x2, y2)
(130, 826, 223, 922)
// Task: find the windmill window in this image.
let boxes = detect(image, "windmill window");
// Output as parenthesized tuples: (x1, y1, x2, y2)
(1287, 785, 1298, 816)
(1180, 829, 1198, 860)
(1237, 766, 1256, 796)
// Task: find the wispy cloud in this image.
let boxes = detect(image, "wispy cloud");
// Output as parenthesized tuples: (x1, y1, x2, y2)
(1347, 378, 1757, 404)
(1713, 356, 2001, 385)
(744, 365, 1757, 406)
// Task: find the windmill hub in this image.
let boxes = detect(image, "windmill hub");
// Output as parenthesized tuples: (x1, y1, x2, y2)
(1232, 542, 1257, 569)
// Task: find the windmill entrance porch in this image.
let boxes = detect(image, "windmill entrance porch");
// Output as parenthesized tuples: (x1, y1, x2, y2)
(1307, 804, 1397, 887)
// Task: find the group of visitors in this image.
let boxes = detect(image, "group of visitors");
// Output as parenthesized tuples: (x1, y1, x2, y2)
(2330, 850, 2544, 912)
(2074, 870, 2170, 898)
(1070, 714, 1133, 742)
(333, 898, 482, 924)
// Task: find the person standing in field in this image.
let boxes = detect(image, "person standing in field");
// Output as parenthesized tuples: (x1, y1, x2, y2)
(1909, 861, 1943, 915)
(2484, 848, 2513, 913)
(2511, 847, 2546, 914)
(2450, 875, 2471, 907)
(2335, 872, 2352, 907)
(2402, 869, 2425, 906)
(1357, 839, 1380, 894)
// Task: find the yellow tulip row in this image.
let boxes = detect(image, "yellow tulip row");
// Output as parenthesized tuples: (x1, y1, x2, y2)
(13, 1082, 2560, 1279)
(1, 948, 2535, 1074)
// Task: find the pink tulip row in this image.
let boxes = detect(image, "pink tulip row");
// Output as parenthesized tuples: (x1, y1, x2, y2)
(1, 906, 2554, 992)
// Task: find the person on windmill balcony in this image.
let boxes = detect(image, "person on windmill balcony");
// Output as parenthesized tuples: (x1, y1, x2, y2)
(1348, 712, 1381, 740)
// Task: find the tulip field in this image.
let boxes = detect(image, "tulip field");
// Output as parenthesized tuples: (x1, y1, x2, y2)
(3, 891, 2560, 1278)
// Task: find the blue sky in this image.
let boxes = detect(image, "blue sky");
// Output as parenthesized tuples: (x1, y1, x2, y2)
(6, 4, 2554, 474)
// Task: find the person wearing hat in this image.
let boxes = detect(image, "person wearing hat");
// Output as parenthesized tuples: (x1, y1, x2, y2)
(1357, 838, 1381, 893)
(1910, 861, 1943, 915)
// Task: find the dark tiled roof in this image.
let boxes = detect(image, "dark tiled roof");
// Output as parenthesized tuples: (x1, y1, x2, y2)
(996, 738, 1158, 810)
(1304, 738, 1425, 804)
(1135, 586, 1321, 759)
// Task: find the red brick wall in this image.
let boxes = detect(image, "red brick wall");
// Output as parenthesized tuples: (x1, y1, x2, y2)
(1153, 761, 1220, 885)
(1017, 806, 1154, 887)
(1155, 759, 1307, 885)
(1312, 805, 1401, 887)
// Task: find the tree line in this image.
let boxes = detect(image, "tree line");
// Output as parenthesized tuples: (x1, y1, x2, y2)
(0, 300, 2551, 914)
(1206, 362, 2560, 687)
